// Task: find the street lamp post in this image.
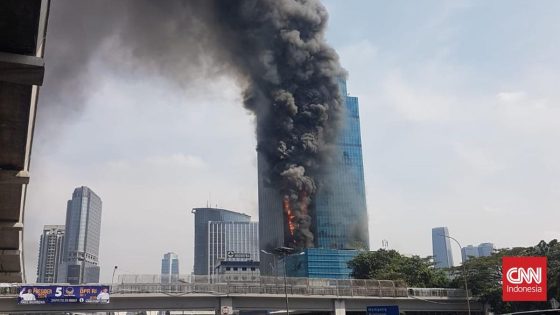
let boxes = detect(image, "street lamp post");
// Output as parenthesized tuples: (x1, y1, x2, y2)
(440, 234, 471, 315)
(282, 257, 289, 315)
(261, 247, 305, 315)
(111, 266, 118, 289)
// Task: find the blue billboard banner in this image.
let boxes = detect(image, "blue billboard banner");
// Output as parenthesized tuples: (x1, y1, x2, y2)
(18, 285, 110, 304)
(367, 305, 400, 315)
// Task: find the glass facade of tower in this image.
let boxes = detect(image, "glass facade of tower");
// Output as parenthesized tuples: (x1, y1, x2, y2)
(192, 208, 251, 275)
(259, 80, 369, 278)
(314, 80, 369, 250)
(208, 221, 259, 276)
(161, 252, 179, 283)
(461, 245, 479, 262)
(58, 186, 102, 284)
(37, 225, 65, 283)
(432, 227, 454, 268)
(477, 242, 495, 257)
(285, 248, 357, 278)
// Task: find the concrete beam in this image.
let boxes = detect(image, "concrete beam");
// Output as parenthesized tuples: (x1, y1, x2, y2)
(0, 295, 221, 314)
(0, 222, 23, 231)
(0, 249, 21, 256)
(0, 250, 22, 274)
(0, 271, 23, 283)
(0, 294, 485, 314)
(0, 170, 29, 185)
(0, 52, 44, 86)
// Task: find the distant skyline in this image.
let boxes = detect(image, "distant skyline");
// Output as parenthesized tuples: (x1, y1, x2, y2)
(461, 242, 494, 262)
(161, 252, 179, 283)
(24, 0, 560, 282)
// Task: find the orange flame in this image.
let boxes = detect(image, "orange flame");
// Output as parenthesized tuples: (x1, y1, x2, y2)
(283, 195, 296, 237)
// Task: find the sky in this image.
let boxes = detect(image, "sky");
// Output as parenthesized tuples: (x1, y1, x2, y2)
(24, 0, 560, 282)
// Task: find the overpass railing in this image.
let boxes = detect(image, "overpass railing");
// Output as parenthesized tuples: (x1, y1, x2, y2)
(0, 275, 469, 299)
(111, 274, 468, 298)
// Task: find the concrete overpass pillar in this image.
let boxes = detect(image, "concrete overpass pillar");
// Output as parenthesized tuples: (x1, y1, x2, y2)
(218, 297, 233, 315)
(333, 299, 346, 315)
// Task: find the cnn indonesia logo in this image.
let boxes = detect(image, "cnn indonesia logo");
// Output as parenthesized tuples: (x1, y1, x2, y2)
(502, 256, 547, 301)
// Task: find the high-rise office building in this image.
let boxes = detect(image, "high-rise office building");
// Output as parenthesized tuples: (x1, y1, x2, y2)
(478, 243, 495, 257)
(259, 80, 369, 279)
(461, 242, 495, 262)
(461, 245, 479, 262)
(191, 207, 251, 275)
(58, 186, 102, 283)
(432, 227, 454, 268)
(208, 221, 259, 276)
(314, 79, 369, 251)
(161, 252, 179, 283)
(36, 225, 65, 283)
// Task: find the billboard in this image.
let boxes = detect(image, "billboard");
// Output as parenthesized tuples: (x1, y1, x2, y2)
(18, 285, 110, 304)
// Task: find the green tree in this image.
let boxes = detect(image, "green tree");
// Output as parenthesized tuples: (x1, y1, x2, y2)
(450, 249, 505, 312)
(450, 240, 560, 313)
(348, 249, 449, 287)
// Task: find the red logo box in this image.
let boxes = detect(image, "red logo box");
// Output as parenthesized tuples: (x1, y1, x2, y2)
(502, 256, 547, 301)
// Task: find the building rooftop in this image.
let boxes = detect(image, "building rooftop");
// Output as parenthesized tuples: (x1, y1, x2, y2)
(191, 207, 251, 219)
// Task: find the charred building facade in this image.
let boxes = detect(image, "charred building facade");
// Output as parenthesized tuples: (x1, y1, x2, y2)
(259, 80, 369, 279)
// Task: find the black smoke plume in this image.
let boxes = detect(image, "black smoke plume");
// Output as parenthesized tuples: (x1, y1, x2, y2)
(43, 0, 345, 248)
(213, 1, 346, 248)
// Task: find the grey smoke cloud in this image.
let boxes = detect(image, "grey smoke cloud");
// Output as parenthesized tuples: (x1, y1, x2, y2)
(42, 0, 345, 248)
(213, 0, 346, 248)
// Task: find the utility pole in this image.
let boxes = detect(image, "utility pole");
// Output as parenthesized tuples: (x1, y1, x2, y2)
(440, 234, 471, 315)
(261, 247, 305, 315)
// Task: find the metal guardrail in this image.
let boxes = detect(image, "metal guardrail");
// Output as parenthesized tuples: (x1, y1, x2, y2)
(116, 274, 408, 297)
(118, 274, 403, 286)
(0, 275, 469, 299)
(407, 288, 469, 298)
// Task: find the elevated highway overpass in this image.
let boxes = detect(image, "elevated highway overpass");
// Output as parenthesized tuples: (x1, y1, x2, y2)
(0, 0, 50, 283)
(0, 275, 483, 314)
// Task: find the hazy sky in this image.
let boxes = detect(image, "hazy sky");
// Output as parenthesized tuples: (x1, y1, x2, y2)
(24, 0, 560, 282)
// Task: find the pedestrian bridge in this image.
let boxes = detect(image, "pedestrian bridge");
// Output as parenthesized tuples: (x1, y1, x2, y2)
(0, 275, 482, 314)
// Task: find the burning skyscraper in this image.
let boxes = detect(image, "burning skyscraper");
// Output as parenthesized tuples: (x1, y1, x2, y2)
(44, 0, 363, 277)
(259, 79, 369, 279)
